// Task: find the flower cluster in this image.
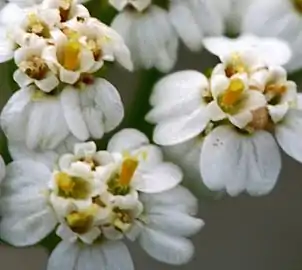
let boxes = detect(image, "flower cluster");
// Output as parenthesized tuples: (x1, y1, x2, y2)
(0, 0, 132, 150)
(147, 39, 302, 196)
(0, 129, 203, 269)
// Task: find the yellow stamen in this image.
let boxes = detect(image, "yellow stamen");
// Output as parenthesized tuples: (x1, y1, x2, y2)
(225, 53, 247, 77)
(66, 207, 96, 234)
(119, 158, 139, 186)
(27, 13, 50, 38)
(265, 84, 287, 95)
(62, 39, 81, 71)
(221, 78, 245, 107)
(56, 172, 75, 196)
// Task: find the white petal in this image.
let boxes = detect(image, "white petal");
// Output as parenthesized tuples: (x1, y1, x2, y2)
(140, 186, 198, 215)
(8, 140, 58, 170)
(60, 86, 89, 141)
(276, 109, 302, 163)
(0, 160, 57, 246)
(200, 126, 281, 196)
(74, 141, 97, 157)
(268, 104, 289, 123)
(147, 210, 204, 237)
(26, 97, 69, 150)
(93, 78, 124, 132)
(35, 72, 59, 93)
(132, 163, 182, 193)
(82, 107, 105, 139)
(0, 88, 31, 142)
(153, 107, 209, 146)
(139, 228, 194, 265)
(13, 69, 33, 87)
(59, 67, 80, 84)
(107, 128, 149, 153)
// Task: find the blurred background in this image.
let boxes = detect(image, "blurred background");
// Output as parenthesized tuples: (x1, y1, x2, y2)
(1, 45, 302, 270)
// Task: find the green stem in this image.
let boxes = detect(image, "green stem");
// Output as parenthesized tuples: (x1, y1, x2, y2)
(125, 69, 163, 140)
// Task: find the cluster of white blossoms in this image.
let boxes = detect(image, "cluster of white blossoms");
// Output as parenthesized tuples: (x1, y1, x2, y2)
(0, 0, 132, 150)
(0, 129, 203, 269)
(147, 37, 302, 196)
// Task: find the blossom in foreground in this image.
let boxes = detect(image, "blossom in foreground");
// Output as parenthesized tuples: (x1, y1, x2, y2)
(0, 129, 203, 269)
(242, 0, 302, 72)
(147, 40, 302, 196)
(110, 0, 178, 72)
(0, 0, 132, 150)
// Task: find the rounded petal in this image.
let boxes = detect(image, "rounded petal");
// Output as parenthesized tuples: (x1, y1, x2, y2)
(59, 68, 80, 84)
(13, 69, 33, 87)
(276, 109, 302, 163)
(139, 228, 194, 265)
(60, 86, 89, 141)
(47, 241, 134, 270)
(35, 72, 59, 93)
(0, 88, 31, 142)
(107, 128, 149, 153)
(140, 186, 198, 215)
(74, 141, 97, 157)
(26, 97, 69, 150)
(153, 107, 209, 146)
(93, 78, 124, 132)
(132, 162, 182, 193)
(0, 160, 57, 246)
(147, 210, 204, 237)
(200, 126, 281, 196)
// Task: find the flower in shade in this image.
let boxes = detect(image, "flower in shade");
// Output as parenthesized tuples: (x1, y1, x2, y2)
(110, 0, 178, 72)
(147, 41, 302, 196)
(242, 0, 302, 72)
(0, 129, 203, 269)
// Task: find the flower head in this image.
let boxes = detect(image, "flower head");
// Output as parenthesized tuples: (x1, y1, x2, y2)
(0, 129, 202, 269)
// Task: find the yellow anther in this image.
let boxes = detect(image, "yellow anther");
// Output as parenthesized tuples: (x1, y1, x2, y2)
(225, 53, 247, 77)
(56, 172, 75, 196)
(62, 39, 81, 71)
(265, 84, 287, 95)
(119, 158, 139, 186)
(27, 13, 50, 37)
(66, 208, 95, 234)
(221, 78, 245, 107)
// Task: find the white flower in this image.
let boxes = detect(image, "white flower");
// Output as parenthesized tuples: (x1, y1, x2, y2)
(168, 0, 227, 51)
(0, 132, 201, 269)
(65, 17, 133, 71)
(242, 0, 302, 72)
(13, 37, 59, 92)
(1, 77, 124, 149)
(204, 35, 292, 67)
(208, 73, 266, 129)
(107, 128, 183, 193)
(146, 70, 211, 145)
(129, 186, 204, 265)
(110, 4, 178, 72)
(43, 29, 95, 84)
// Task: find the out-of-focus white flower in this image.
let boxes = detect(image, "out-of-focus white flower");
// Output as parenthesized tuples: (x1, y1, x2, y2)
(0, 155, 5, 183)
(168, 0, 227, 51)
(147, 45, 302, 197)
(204, 34, 292, 67)
(242, 0, 302, 72)
(146, 70, 211, 145)
(14, 37, 59, 92)
(0, 132, 202, 269)
(110, 1, 178, 72)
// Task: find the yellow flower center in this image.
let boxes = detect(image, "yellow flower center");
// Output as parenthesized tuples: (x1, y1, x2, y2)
(61, 38, 81, 71)
(119, 158, 139, 186)
(225, 53, 247, 78)
(265, 83, 287, 104)
(20, 56, 48, 80)
(66, 207, 96, 234)
(56, 172, 91, 199)
(27, 13, 50, 38)
(219, 78, 245, 112)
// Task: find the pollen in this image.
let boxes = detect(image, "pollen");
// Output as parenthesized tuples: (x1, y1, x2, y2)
(119, 158, 139, 186)
(66, 209, 95, 234)
(225, 53, 247, 77)
(61, 39, 81, 71)
(20, 56, 48, 80)
(27, 13, 50, 38)
(56, 172, 91, 199)
(221, 78, 245, 107)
